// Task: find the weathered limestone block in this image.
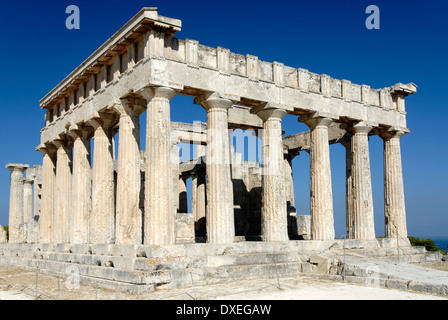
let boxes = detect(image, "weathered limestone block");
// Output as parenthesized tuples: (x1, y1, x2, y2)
(26, 218, 40, 244)
(175, 213, 195, 244)
(296, 215, 311, 240)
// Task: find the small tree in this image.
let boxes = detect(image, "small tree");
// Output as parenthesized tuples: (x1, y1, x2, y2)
(408, 236, 439, 252)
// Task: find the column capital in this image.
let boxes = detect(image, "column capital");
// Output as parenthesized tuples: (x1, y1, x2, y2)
(5, 163, 29, 173)
(118, 97, 147, 117)
(254, 106, 287, 122)
(68, 123, 93, 141)
(53, 138, 73, 150)
(299, 114, 334, 130)
(379, 128, 409, 140)
(194, 92, 234, 112)
(140, 86, 177, 102)
(348, 122, 372, 135)
(36, 142, 57, 156)
(86, 117, 116, 131)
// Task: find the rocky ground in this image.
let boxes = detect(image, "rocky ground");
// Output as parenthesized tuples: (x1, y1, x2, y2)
(0, 265, 446, 300)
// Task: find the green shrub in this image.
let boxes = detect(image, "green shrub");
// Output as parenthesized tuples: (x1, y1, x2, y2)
(408, 236, 439, 252)
(3, 226, 8, 241)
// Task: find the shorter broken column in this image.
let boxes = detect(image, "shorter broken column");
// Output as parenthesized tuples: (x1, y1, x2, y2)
(23, 177, 34, 223)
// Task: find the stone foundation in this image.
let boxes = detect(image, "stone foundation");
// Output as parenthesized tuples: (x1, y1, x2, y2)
(0, 239, 440, 294)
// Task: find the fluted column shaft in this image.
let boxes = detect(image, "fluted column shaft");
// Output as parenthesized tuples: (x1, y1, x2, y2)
(192, 172, 206, 234)
(196, 93, 234, 244)
(382, 131, 407, 239)
(116, 100, 145, 245)
(70, 127, 91, 244)
(6, 164, 28, 243)
(304, 117, 335, 240)
(54, 141, 72, 244)
(23, 178, 34, 223)
(350, 123, 375, 240)
(341, 139, 354, 239)
(256, 108, 288, 242)
(90, 119, 115, 244)
(178, 175, 188, 213)
(141, 86, 176, 245)
(38, 147, 56, 243)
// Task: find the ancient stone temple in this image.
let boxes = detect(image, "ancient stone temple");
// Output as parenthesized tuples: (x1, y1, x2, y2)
(2, 8, 419, 292)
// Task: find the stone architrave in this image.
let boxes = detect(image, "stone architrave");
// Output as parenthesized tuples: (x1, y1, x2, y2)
(195, 92, 235, 244)
(302, 116, 335, 241)
(381, 130, 408, 239)
(115, 99, 146, 245)
(69, 125, 92, 244)
(37, 145, 56, 243)
(88, 118, 116, 244)
(255, 107, 289, 242)
(5, 164, 28, 243)
(140, 86, 177, 245)
(349, 123, 375, 240)
(53, 139, 73, 244)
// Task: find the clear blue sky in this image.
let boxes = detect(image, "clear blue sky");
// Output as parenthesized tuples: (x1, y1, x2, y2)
(0, 0, 446, 238)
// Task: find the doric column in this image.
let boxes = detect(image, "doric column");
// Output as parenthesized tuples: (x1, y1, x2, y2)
(53, 139, 73, 244)
(380, 130, 408, 239)
(178, 175, 188, 213)
(302, 116, 335, 240)
(171, 142, 180, 216)
(341, 138, 354, 239)
(23, 178, 34, 223)
(195, 92, 234, 244)
(192, 172, 206, 234)
(69, 125, 92, 244)
(348, 123, 375, 240)
(140, 86, 177, 245)
(88, 118, 116, 244)
(37, 145, 56, 243)
(255, 108, 288, 242)
(6, 164, 28, 243)
(284, 150, 298, 215)
(115, 99, 146, 245)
